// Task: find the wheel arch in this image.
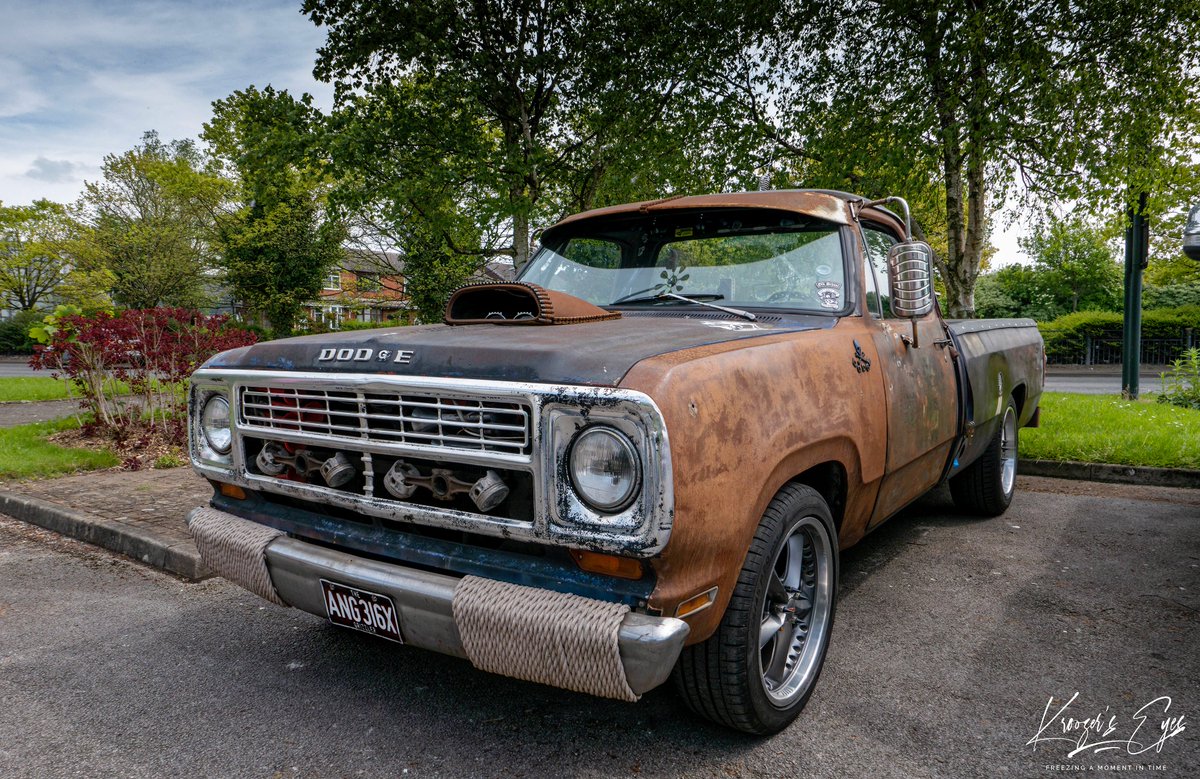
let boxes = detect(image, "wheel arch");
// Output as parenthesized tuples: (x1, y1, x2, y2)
(787, 461, 847, 539)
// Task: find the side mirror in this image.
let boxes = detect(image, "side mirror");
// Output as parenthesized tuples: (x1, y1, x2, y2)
(887, 240, 935, 318)
(1184, 204, 1200, 261)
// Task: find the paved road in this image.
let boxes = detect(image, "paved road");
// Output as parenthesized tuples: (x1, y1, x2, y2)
(1044, 372, 1166, 395)
(0, 358, 37, 378)
(1, 477, 1197, 779)
(0, 398, 82, 427)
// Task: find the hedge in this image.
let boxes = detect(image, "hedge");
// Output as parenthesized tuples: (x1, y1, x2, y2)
(1038, 305, 1200, 362)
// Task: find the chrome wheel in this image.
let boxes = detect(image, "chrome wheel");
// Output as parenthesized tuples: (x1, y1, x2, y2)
(758, 515, 834, 706)
(673, 483, 837, 734)
(999, 405, 1017, 498)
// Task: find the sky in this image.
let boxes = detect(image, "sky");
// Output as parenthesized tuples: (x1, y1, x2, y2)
(0, 0, 332, 206)
(0, 1, 1027, 262)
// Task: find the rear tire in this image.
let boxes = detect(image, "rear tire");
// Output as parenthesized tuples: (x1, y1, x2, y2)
(950, 397, 1018, 517)
(673, 483, 837, 735)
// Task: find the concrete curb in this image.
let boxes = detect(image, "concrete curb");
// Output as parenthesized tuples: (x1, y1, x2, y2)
(1020, 459, 1200, 490)
(0, 490, 210, 581)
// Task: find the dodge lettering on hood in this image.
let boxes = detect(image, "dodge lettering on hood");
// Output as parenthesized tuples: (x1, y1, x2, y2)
(187, 190, 1043, 734)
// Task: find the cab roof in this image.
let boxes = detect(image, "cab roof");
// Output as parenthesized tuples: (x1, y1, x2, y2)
(551, 189, 906, 236)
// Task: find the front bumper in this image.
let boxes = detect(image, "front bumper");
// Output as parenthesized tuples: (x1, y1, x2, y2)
(188, 507, 688, 699)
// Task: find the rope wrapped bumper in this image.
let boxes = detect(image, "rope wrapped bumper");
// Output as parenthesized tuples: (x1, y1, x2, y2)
(452, 575, 639, 702)
(188, 507, 286, 606)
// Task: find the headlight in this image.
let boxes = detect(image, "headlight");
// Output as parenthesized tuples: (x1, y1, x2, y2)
(200, 394, 232, 455)
(568, 426, 641, 512)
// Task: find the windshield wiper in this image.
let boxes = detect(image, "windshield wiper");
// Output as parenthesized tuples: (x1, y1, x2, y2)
(611, 291, 723, 305)
(611, 291, 757, 322)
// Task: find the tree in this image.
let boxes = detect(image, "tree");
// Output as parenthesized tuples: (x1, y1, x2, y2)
(75, 131, 227, 309)
(304, 0, 786, 318)
(974, 265, 1056, 320)
(0, 199, 78, 311)
(762, 0, 1200, 317)
(1021, 217, 1122, 315)
(204, 87, 346, 336)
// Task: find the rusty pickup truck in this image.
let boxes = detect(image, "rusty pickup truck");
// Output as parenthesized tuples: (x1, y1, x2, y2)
(187, 189, 1043, 735)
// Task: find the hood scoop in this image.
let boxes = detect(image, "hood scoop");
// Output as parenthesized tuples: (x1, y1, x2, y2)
(444, 282, 620, 326)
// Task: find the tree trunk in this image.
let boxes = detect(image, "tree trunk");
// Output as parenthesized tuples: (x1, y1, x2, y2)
(512, 210, 531, 271)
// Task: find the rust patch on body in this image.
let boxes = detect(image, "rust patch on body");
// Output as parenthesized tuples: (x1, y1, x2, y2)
(620, 318, 891, 643)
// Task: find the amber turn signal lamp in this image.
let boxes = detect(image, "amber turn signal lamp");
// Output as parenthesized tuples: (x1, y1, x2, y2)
(218, 483, 247, 500)
(674, 586, 718, 618)
(569, 549, 643, 580)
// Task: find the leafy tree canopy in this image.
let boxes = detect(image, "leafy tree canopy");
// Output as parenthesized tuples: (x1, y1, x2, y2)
(75, 131, 228, 310)
(761, 0, 1200, 317)
(303, 0, 787, 320)
(204, 86, 346, 336)
(0, 199, 79, 311)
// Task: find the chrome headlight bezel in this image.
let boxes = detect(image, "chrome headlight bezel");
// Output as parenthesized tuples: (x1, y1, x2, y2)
(190, 383, 235, 470)
(544, 397, 671, 552)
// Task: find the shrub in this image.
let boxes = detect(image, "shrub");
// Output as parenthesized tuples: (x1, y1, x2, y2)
(1145, 282, 1200, 310)
(232, 321, 273, 342)
(1038, 306, 1200, 363)
(1159, 348, 1200, 410)
(30, 308, 258, 443)
(0, 310, 44, 354)
(337, 318, 407, 331)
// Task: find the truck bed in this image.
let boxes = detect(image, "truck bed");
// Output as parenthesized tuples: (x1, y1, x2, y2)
(945, 318, 1044, 473)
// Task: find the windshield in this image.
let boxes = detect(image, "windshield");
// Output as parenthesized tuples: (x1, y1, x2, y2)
(519, 208, 848, 313)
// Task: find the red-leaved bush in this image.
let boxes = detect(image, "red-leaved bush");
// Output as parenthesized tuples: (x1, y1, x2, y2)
(31, 308, 257, 444)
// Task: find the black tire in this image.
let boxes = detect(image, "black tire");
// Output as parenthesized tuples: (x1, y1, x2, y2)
(950, 397, 1019, 517)
(673, 483, 838, 735)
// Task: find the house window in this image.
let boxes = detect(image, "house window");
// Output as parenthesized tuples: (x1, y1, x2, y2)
(357, 273, 382, 293)
(323, 271, 342, 291)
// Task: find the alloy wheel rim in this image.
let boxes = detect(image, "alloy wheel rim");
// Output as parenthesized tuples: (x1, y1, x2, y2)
(1000, 406, 1017, 497)
(758, 515, 833, 706)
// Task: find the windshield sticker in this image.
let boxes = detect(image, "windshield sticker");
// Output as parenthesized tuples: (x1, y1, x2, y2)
(815, 280, 841, 309)
(816, 264, 833, 277)
(674, 227, 694, 238)
(657, 266, 691, 293)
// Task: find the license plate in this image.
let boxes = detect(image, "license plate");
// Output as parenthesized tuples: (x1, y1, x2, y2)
(320, 580, 403, 643)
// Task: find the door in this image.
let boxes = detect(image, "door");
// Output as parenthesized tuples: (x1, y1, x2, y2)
(860, 225, 958, 525)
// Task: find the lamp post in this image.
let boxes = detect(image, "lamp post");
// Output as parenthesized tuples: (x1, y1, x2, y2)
(1121, 193, 1149, 399)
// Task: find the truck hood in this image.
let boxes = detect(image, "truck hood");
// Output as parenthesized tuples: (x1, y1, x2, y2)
(204, 312, 833, 387)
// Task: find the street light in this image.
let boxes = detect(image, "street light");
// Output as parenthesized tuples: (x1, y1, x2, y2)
(1184, 203, 1200, 261)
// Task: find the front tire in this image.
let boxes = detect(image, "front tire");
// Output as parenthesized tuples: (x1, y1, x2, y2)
(673, 484, 838, 735)
(950, 397, 1019, 517)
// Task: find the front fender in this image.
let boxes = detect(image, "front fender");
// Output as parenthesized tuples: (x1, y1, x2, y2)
(620, 321, 886, 644)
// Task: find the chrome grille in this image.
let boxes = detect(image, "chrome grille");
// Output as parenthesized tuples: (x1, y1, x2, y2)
(239, 385, 532, 455)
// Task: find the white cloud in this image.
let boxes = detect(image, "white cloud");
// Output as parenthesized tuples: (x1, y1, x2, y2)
(24, 157, 86, 183)
(0, 0, 333, 207)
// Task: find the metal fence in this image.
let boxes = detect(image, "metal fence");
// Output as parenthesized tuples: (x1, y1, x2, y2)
(1046, 331, 1196, 366)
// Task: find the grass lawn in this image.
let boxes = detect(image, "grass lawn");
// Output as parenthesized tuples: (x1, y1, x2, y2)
(0, 376, 139, 403)
(0, 376, 75, 402)
(0, 418, 119, 480)
(1020, 392, 1200, 470)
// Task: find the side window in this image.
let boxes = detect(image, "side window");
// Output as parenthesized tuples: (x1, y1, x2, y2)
(560, 238, 622, 269)
(862, 226, 898, 318)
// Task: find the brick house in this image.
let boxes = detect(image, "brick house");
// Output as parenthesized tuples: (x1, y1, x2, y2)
(307, 249, 410, 328)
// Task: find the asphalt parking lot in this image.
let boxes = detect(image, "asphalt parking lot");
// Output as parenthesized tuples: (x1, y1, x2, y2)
(0, 475, 1196, 778)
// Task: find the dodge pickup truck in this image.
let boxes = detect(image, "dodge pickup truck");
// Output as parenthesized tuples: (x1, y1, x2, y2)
(186, 189, 1043, 735)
